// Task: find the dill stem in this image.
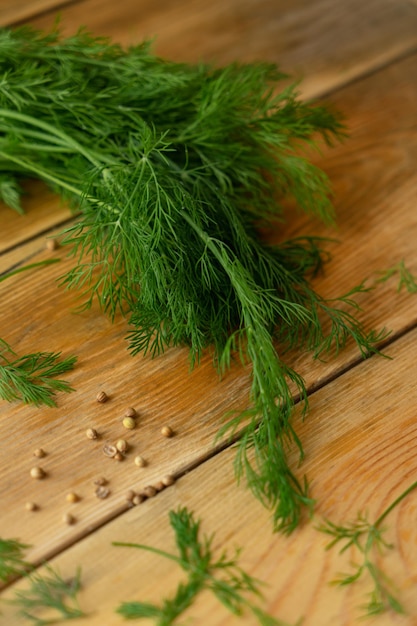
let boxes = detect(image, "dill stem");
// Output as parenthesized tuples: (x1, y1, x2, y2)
(374, 480, 417, 529)
(0, 109, 102, 168)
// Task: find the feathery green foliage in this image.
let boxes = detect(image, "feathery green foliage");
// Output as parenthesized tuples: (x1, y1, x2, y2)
(8, 565, 85, 625)
(0, 24, 386, 530)
(0, 339, 76, 406)
(114, 507, 298, 625)
(317, 480, 417, 617)
(0, 538, 30, 583)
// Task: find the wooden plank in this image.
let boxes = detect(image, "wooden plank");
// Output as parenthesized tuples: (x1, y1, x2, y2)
(1, 328, 417, 625)
(0, 182, 72, 256)
(1, 51, 417, 564)
(25, 0, 417, 99)
(0, 0, 71, 28)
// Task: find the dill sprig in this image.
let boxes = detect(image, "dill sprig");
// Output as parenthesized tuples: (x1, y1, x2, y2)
(317, 480, 417, 617)
(0, 339, 76, 406)
(0, 538, 31, 583)
(375, 259, 417, 294)
(8, 565, 85, 625)
(0, 25, 385, 530)
(114, 507, 298, 625)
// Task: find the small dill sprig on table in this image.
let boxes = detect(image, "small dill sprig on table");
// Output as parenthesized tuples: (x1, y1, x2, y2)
(0, 538, 30, 583)
(8, 565, 85, 625)
(0, 339, 76, 407)
(114, 506, 298, 625)
(316, 480, 417, 617)
(0, 24, 386, 530)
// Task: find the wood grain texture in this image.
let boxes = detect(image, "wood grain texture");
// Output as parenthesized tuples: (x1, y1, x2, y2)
(0, 0, 72, 27)
(19, 0, 417, 99)
(2, 329, 417, 625)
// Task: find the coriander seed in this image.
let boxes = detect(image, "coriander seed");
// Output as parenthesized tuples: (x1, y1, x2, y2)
(66, 492, 79, 503)
(114, 451, 124, 462)
(134, 455, 146, 467)
(116, 439, 128, 453)
(161, 425, 174, 438)
(96, 390, 108, 403)
(25, 502, 38, 512)
(132, 494, 145, 506)
(124, 407, 137, 417)
(46, 237, 58, 251)
(162, 474, 176, 487)
(122, 416, 136, 430)
(154, 481, 165, 492)
(33, 448, 46, 458)
(30, 466, 45, 479)
(143, 485, 157, 498)
(86, 427, 98, 440)
(125, 489, 136, 503)
(95, 485, 110, 499)
(103, 443, 117, 458)
(94, 477, 107, 486)
(63, 513, 76, 525)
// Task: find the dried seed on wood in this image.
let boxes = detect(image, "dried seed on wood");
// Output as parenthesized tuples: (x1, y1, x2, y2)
(103, 443, 117, 458)
(161, 425, 174, 438)
(95, 485, 110, 499)
(30, 466, 45, 479)
(96, 390, 109, 403)
(122, 417, 136, 430)
(161, 474, 176, 487)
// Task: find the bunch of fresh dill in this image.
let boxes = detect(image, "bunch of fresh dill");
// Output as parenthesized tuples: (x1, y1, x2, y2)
(0, 25, 386, 531)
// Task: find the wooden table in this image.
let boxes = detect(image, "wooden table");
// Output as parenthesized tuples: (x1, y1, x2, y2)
(1, 1, 417, 624)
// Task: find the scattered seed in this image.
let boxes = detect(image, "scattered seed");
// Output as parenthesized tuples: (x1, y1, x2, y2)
(30, 466, 45, 479)
(63, 513, 76, 525)
(25, 502, 38, 512)
(161, 425, 174, 438)
(103, 443, 117, 458)
(95, 485, 110, 499)
(33, 448, 46, 458)
(114, 451, 124, 462)
(66, 492, 79, 504)
(46, 237, 59, 251)
(125, 489, 136, 502)
(86, 427, 98, 440)
(161, 474, 176, 487)
(116, 439, 128, 453)
(142, 485, 157, 498)
(96, 390, 108, 403)
(154, 481, 165, 492)
(124, 407, 137, 417)
(93, 477, 108, 486)
(132, 494, 145, 506)
(134, 455, 146, 467)
(122, 417, 136, 430)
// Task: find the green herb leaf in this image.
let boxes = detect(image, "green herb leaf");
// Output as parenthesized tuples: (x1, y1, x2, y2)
(0, 339, 76, 406)
(0, 538, 30, 583)
(316, 480, 417, 617)
(114, 507, 296, 625)
(9, 565, 85, 625)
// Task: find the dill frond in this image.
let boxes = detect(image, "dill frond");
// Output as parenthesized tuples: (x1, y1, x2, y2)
(9, 565, 85, 625)
(0, 538, 30, 582)
(316, 480, 417, 617)
(0, 339, 76, 407)
(114, 507, 298, 625)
